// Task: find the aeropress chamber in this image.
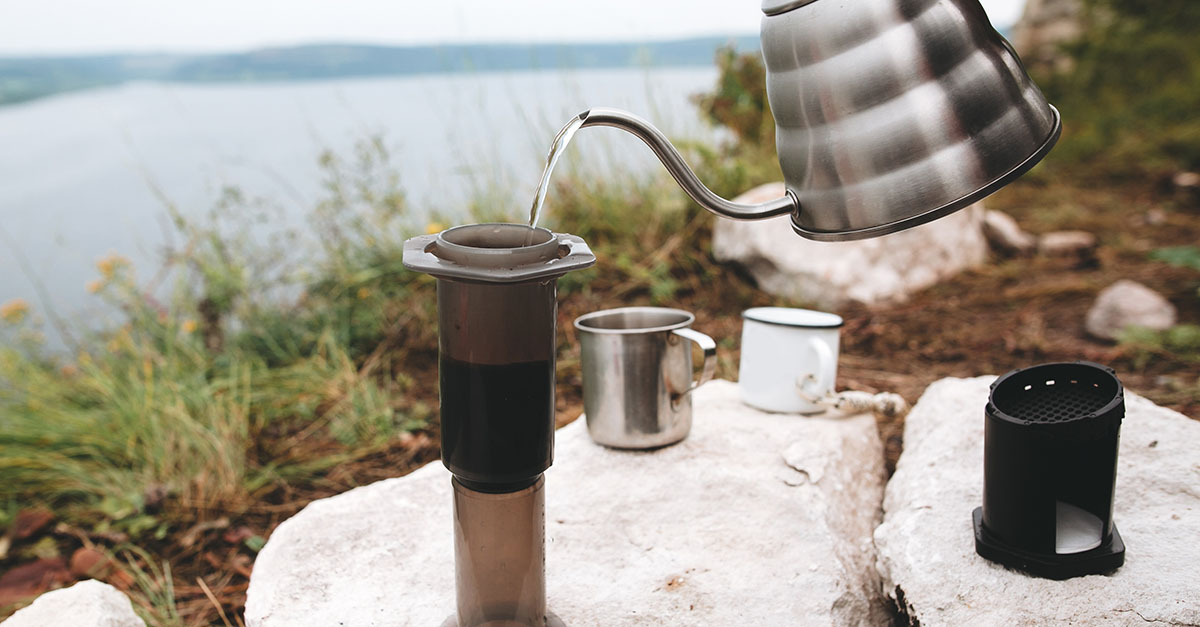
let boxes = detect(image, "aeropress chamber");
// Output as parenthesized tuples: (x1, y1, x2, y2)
(974, 361, 1126, 580)
(403, 223, 594, 626)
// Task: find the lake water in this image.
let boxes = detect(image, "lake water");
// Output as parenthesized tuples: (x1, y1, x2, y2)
(0, 67, 719, 336)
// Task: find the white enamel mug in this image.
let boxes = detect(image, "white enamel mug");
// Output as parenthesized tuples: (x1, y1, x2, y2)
(738, 307, 843, 414)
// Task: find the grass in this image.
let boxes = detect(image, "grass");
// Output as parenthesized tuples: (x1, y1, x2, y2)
(0, 137, 441, 623)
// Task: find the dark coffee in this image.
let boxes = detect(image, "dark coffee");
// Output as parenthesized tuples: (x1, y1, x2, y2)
(439, 356, 554, 490)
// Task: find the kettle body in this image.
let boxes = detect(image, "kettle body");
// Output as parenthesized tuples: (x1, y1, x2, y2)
(577, 0, 1059, 242)
(760, 0, 1060, 240)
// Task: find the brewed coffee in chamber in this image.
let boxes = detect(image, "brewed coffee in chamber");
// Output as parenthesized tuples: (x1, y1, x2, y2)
(440, 356, 555, 491)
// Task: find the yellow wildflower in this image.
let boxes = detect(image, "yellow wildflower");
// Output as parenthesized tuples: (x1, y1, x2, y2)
(425, 222, 446, 235)
(96, 253, 129, 279)
(181, 319, 198, 334)
(86, 279, 103, 294)
(0, 298, 30, 323)
(357, 287, 371, 300)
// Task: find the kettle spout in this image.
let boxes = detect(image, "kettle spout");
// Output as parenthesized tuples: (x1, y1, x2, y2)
(577, 107, 797, 221)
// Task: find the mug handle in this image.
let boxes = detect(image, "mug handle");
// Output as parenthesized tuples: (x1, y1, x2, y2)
(795, 337, 835, 405)
(671, 327, 717, 403)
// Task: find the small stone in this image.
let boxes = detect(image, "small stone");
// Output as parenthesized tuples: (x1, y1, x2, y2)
(1085, 279, 1177, 340)
(875, 377, 1200, 626)
(712, 183, 988, 307)
(1173, 171, 1200, 189)
(0, 579, 145, 627)
(1038, 230, 1097, 257)
(1144, 208, 1167, 226)
(982, 210, 1036, 256)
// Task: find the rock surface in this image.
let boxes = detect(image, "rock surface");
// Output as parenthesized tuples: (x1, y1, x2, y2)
(1010, 0, 1083, 74)
(1085, 279, 1177, 340)
(1174, 172, 1200, 190)
(874, 376, 1200, 626)
(1, 580, 145, 627)
(982, 209, 1036, 256)
(712, 183, 987, 307)
(246, 380, 889, 626)
(1037, 230, 1097, 259)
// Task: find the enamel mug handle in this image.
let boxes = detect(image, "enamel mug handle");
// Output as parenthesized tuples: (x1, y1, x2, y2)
(672, 327, 717, 399)
(796, 336, 835, 404)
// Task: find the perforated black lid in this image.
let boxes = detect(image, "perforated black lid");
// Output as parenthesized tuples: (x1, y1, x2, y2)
(987, 361, 1124, 428)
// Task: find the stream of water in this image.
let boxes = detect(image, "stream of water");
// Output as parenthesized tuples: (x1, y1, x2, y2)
(527, 114, 585, 235)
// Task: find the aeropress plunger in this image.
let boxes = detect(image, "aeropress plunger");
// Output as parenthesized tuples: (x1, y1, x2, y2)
(403, 223, 594, 627)
(974, 361, 1126, 580)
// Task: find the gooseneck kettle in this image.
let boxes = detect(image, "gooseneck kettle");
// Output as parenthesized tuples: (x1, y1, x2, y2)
(577, 0, 1060, 241)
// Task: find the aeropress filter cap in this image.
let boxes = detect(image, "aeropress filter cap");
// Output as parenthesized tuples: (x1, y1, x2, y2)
(973, 361, 1126, 580)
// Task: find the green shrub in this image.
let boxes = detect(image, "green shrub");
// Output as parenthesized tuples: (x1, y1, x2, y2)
(0, 137, 430, 540)
(1039, 0, 1200, 176)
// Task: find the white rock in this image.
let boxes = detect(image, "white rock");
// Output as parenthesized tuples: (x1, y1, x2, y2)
(712, 183, 987, 307)
(1173, 172, 1200, 189)
(982, 209, 1036, 256)
(874, 376, 1200, 626)
(1085, 279, 1177, 340)
(246, 380, 890, 626)
(1038, 230, 1098, 257)
(1, 580, 145, 627)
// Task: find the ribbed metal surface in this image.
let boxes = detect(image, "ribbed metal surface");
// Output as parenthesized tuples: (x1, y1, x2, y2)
(761, 0, 820, 16)
(762, 0, 1059, 239)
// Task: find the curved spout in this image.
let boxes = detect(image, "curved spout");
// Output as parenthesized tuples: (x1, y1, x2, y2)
(578, 107, 797, 221)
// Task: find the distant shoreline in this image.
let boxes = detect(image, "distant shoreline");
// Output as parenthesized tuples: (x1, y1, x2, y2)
(0, 36, 758, 107)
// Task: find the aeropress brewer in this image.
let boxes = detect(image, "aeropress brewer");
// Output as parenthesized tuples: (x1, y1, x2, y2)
(974, 361, 1126, 579)
(403, 223, 594, 626)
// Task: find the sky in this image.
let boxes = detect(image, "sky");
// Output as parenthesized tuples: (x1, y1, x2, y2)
(0, 0, 1028, 57)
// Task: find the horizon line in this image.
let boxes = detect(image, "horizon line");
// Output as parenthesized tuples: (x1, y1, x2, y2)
(0, 32, 763, 61)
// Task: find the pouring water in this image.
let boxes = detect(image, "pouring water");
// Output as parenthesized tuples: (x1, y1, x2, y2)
(527, 114, 585, 238)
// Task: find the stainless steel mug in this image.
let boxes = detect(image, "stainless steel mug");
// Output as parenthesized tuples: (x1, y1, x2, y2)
(574, 307, 717, 449)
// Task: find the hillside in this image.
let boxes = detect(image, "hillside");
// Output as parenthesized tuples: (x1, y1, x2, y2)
(0, 36, 759, 106)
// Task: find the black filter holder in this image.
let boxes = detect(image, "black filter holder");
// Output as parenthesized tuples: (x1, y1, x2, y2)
(973, 361, 1126, 580)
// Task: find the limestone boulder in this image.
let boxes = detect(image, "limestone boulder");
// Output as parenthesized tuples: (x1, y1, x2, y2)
(247, 380, 890, 626)
(712, 183, 987, 308)
(1, 580, 145, 627)
(874, 376, 1200, 626)
(1085, 279, 1177, 340)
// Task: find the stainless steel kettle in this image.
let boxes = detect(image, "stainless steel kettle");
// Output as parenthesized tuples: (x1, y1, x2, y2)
(577, 0, 1061, 241)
